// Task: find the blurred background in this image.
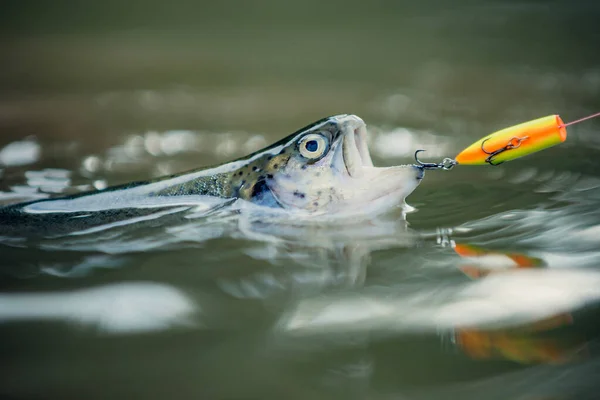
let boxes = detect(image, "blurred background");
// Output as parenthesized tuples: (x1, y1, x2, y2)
(2, 0, 599, 162)
(2, 1, 600, 399)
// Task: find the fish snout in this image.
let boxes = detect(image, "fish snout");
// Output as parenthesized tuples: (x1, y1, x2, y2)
(331, 114, 365, 131)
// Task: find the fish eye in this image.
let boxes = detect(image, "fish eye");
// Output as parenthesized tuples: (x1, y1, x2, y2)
(299, 133, 328, 160)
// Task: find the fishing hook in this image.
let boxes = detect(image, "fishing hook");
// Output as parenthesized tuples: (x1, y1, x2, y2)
(414, 150, 456, 170)
(481, 136, 528, 166)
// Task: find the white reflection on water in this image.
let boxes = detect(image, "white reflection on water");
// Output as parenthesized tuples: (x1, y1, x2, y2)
(24, 168, 72, 194)
(0, 282, 196, 334)
(0, 139, 40, 167)
(78, 128, 268, 178)
(369, 126, 451, 159)
(278, 269, 600, 337)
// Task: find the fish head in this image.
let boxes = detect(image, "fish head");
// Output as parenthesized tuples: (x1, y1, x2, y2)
(234, 114, 424, 216)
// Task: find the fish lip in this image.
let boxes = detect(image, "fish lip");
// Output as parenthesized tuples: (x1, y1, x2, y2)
(336, 115, 374, 178)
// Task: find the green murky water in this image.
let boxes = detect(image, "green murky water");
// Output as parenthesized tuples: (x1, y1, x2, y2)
(1, 1, 600, 399)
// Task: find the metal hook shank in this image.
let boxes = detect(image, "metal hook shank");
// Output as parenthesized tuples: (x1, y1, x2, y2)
(414, 150, 441, 169)
(414, 150, 456, 170)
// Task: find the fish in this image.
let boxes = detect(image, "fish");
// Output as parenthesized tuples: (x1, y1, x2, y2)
(0, 114, 424, 237)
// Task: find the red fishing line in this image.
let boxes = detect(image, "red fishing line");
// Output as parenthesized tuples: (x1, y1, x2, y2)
(561, 111, 600, 127)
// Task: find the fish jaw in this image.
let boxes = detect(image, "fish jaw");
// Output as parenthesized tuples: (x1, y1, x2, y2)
(328, 165, 424, 216)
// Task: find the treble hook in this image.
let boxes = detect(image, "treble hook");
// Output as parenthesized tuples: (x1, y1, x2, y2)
(481, 136, 528, 166)
(414, 150, 456, 170)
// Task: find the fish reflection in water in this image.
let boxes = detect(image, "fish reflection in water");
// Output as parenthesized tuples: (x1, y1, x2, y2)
(219, 211, 417, 295)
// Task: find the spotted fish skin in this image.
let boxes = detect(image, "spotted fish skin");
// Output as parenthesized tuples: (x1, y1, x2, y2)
(0, 115, 424, 236)
(154, 135, 297, 206)
(104, 114, 349, 207)
(136, 116, 335, 206)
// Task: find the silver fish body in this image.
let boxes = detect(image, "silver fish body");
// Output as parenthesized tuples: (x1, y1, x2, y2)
(0, 115, 423, 235)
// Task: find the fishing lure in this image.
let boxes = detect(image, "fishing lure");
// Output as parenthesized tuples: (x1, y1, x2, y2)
(414, 111, 600, 169)
(455, 114, 566, 166)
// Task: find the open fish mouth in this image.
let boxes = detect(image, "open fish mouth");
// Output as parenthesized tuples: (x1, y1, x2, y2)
(338, 115, 375, 177)
(335, 114, 424, 182)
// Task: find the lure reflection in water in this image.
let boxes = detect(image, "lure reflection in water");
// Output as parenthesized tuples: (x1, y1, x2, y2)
(454, 315, 586, 364)
(452, 243, 545, 278)
(450, 243, 586, 364)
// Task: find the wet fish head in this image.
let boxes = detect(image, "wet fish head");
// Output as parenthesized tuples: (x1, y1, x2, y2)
(232, 114, 424, 216)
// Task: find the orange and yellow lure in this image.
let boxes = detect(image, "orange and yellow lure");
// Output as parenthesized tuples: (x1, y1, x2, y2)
(415, 111, 600, 169)
(455, 115, 567, 166)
